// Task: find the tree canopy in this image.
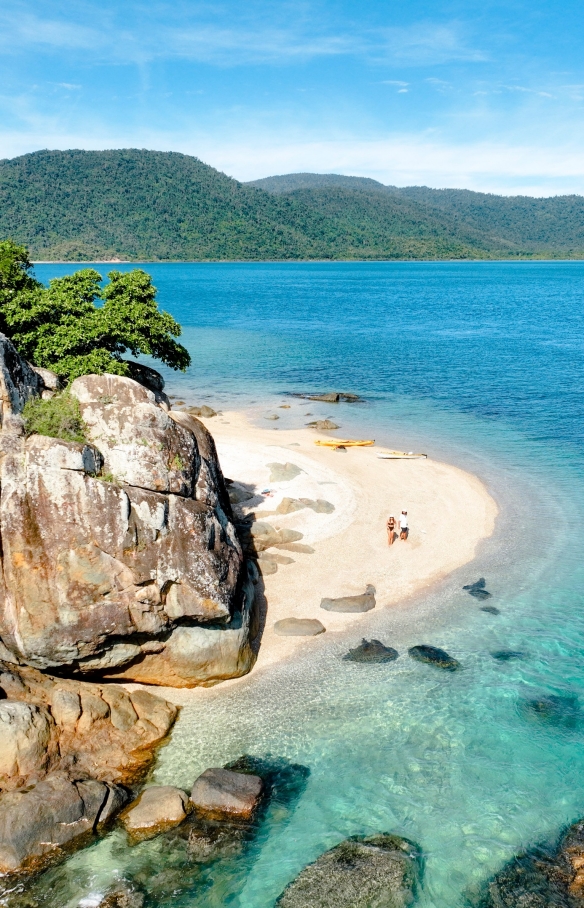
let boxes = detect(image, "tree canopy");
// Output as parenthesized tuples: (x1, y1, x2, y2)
(0, 239, 190, 383)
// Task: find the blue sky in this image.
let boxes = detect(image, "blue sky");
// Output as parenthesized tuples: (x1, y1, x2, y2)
(1, 0, 583, 194)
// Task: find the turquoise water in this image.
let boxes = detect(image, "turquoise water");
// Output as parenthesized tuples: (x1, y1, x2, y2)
(16, 262, 584, 907)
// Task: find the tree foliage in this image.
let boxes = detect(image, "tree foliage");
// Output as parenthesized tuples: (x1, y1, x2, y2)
(0, 149, 583, 261)
(0, 239, 190, 383)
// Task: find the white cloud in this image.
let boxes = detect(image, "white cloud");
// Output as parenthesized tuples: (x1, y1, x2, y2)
(2, 127, 583, 196)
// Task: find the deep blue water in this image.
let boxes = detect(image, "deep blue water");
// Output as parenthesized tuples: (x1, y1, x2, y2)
(19, 261, 584, 908)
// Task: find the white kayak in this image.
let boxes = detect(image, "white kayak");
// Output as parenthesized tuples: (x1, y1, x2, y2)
(377, 450, 427, 460)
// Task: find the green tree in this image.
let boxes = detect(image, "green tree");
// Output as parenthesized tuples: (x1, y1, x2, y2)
(0, 241, 190, 383)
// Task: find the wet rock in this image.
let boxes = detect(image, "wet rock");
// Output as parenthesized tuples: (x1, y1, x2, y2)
(276, 833, 421, 908)
(463, 578, 493, 600)
(521, 694, 580, 728)
(320, 585, 376, 613)
(480, 605, 501, 615)
(267, 462, 302, 482)
(408, 645, 461, 671)
(121, 786, 189, 841)
(491, 650, 524, 661)
(343, 639, 399, 663)
(274, 618, 326, 636)
(97, 881, 146, 908)
(190, 768, 264, 821)
(0, 772, 129, 874)
(187, 821, 245, 863)
(224, 754, 310, 813)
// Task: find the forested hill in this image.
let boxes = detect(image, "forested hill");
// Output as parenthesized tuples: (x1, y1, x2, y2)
(1, 149, 583, 261)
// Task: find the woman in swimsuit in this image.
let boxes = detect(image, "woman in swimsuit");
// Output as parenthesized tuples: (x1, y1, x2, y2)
(387, 515, 396, 546)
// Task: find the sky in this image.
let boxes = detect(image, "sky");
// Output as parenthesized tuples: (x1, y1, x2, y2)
(1, 0, 584, 195)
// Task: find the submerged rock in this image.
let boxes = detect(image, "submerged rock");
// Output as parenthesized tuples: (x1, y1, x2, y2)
(521, 694, 580, 728)
(491, 650, 524, 661)
(343, 639, 399, 663)
(480, 605, 501, 615)
(476, 818, 584, 907)
(463, 578, 493, 600)
(0, 772, 128, 874)
(97, 881, 146, 908)
(276, 833, 422, 908)
(408, 645, 461, 671)
(320, 585, 376, 613)
(274, 618, 326, 636)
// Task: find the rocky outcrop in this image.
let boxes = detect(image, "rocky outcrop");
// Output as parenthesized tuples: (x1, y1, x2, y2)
(343, 639, 399, 663)
(0, 771, 127, 874)
(0, 345, 256, 687)
(408, 645, 461, 671)
(477, 818, 584, 907)
(276, 833, 422, 908)
(0, 661, 177, 790)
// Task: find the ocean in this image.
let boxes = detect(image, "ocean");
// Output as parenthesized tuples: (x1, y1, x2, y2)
(16, 261, 584, 907)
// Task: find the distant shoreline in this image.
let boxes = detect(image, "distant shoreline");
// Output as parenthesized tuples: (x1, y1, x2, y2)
(32, 256, 584, 265)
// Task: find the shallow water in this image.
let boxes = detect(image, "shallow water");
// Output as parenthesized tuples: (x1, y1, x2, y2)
(15, 261, 584, 907)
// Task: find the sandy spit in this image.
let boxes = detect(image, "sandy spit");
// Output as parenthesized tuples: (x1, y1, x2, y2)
(153, 407, 498, 705)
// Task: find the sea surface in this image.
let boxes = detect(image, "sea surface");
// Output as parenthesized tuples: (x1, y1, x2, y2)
(15, 261, 584, 907)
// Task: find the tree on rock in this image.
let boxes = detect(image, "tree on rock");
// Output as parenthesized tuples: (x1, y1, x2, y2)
(0, 239, 190, 383)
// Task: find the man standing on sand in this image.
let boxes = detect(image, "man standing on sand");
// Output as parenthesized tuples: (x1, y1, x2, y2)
(386, 515, 396, 545)
(399, 510, 409, 540)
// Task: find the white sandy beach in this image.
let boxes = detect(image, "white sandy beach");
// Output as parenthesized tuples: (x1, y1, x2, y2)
(156, 403, 498, 702)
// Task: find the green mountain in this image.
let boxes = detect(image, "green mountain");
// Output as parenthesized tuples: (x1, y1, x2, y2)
(1, 149, 583, 261)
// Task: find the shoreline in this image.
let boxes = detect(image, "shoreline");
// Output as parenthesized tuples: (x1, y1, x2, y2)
(148, 405, 498, 704)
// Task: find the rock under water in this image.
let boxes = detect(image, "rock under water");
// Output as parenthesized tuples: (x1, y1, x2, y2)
(521, 694, 580, 728)
(275, 833, 422, 908)
(408, 645, 461, 671)
(343, 639, 399, 663)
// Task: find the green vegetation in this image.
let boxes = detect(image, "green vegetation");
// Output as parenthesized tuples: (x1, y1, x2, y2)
(0, 239, 190, 383)
(0, 150, 583, 260)
(22, 393, 87, 443)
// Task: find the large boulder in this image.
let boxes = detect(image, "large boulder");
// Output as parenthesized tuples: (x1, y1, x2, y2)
(121, 785, 189, 841)
(190, 767, 264, 820)
(0, 362, 254, 685)
(0, 662, 177, 789)
(0, 772, 128, 874)
(276, 833, 422, 908)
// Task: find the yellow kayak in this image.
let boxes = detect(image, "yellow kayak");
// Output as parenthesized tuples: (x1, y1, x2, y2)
(315, 439, 375, 448)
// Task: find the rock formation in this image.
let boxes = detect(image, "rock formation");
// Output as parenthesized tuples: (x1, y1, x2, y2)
(276, 833, 421, 908)
(0, 332, 259, 875)
(0, 340, 257, 687)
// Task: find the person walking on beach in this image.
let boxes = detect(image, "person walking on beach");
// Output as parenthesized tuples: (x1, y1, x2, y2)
(399, 510, 409, 541)
(386, 515, 396, 546)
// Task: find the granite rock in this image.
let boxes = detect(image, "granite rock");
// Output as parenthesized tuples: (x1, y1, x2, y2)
(190, 767, 264, 821)
(274, 618, 326, 636)
(121, 785, 189, 840)
(276, 833, 421, 908)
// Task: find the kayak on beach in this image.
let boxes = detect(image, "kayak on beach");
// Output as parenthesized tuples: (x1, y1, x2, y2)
(377, 450, 427, 459)
(315, 439, 375, 448)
